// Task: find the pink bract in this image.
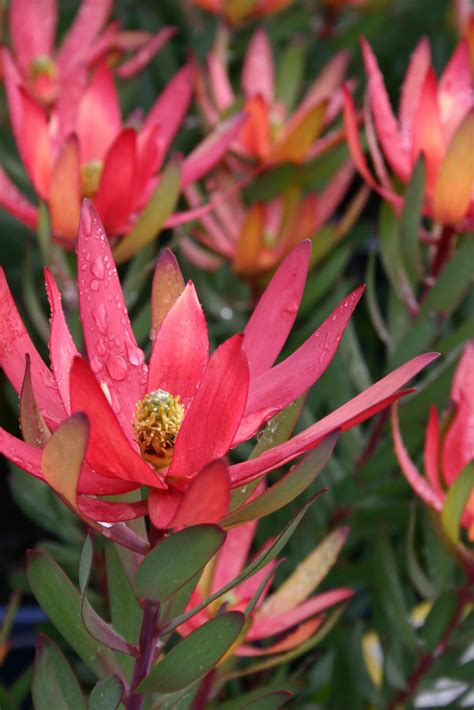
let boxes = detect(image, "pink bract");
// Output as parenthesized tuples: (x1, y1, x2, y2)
(343, 38, 474, 229)
(392, 342, 474, 541)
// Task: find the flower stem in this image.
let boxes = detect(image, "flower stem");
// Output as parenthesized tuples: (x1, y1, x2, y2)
(127, 599, 160, 710)
(385, 585, 472, 710)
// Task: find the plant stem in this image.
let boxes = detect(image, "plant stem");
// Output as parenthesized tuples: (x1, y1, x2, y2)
(127, 599, 161, 710)
(385, 585, 472, 710)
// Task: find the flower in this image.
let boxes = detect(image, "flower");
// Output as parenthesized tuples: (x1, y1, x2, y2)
(392, 342, 474, 542)
(3, 0, 175, 106)
(178, 523, 353, 657)
(0, 200, 437, 531)
(0, 51, 244, 244)
(343, 38, 474, 229)
(183, 163, 367, 278)
(197, 28, 350, 167)
(190, 0, 294, 25)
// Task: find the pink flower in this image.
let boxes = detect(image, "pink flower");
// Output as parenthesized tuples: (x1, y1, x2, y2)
(197, 28, 350, 167)
(182, 163, 366, 277)
(343, 38, 474, 229)
(191, 0, 294, 24)
(392, 342, 474, 542)
(0, 201, 437, 531)
(0, 51, 244, 245)
(178, 523, 353, 656)
(3, 0, 175, 106)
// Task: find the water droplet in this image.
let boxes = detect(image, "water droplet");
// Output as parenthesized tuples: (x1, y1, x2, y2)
(92, 304, 108, 334)
(91, 256, 105, 280)
(90, 279, 100, 291)
(106, 354, 128, 381)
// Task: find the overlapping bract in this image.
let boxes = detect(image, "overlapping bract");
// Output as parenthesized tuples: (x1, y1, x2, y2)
(179, 523, 352, 656)
(198, 28, 350, 167)
(392, 342, 474, 541)
(0, 200, 436, 530)
(184, 163, 362, 277)
(344, 37, 474, 229)
(3, 0, 176, 106)
(0, 42, 244, 243)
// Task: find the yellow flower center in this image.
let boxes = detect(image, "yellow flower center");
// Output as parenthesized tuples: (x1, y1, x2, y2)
(30, 55, 57, 81)
(133, 389, 184, 469)
(80, 161, 104, 198)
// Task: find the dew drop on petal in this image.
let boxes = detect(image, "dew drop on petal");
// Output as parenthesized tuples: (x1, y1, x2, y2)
(105, 354, 128, 381)
(92, 304, 108, 335)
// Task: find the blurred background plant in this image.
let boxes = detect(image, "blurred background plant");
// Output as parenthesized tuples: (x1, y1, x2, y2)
(0, 0, 472, 708)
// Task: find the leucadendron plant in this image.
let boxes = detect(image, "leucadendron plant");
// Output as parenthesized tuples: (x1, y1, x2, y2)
(0, 200, 438, 706)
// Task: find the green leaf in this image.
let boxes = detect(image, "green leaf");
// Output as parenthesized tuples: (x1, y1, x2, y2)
(135, 525, 226, 602)
(161, 494, 318, 636)
(229, 398, 305, 512)
(400, 156, 425, 284)
(420, 591, 458, 652)
(441, 462, 474, 545)
(420, 234, 474, 318)
(113, 161, 181, 264)
(105, 542, 142, 677)
(406, 503, 436, 600)
(379, 202, 418, 314)
(371, 534, 419, 650)
(137, 612, 245, 693)
(276, 43, 306, 114)
(88, 676, 124, 710)
(31, 635, 87, 710)
(222, 433, 336, 527)
(79, 536, 136, 655)
(27, 549, 118, 677)
(365, 250, 392, 350)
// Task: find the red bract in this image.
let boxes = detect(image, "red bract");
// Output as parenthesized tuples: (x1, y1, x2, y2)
(0, 50, 244, 243)
(191, 0, 294, 24)
(392, 342, 474, 542)
(343, 38, 474, 229)
(4, 0, 175, 106)
(178, 523, 353, 656)
(183, 163, 366, 277)
(197, 29, 350, 167)
(0, 201, 437, 530)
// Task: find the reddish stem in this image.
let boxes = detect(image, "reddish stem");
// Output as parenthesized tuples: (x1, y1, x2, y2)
(385, 585, 473, 710)
(126, 600, 160, 710)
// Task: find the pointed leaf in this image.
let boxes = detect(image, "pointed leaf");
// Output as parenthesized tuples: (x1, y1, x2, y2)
(223, 433, 336, 527)
(113, 161, 181, 264)
(32, 635, 87, 710)
(420, 234, 474, 318)
(276, 44, 305, 113)
(262, 526, 349, 615)
(151, 248, 185, 334)
(79, 536, 137, 655)
(400, 157, 425, 284)
(27, 550, 119, 677)
(137, 612, 245, 693)
(42, 413, 88, 512)
(379, 202, 418, 314)
(441, 462, 474, 545)
(135, 525, 226, 602)
(88, 676, 124, 710)
(20, 355, 50, 447)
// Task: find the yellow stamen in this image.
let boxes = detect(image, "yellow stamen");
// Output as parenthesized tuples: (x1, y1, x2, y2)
(80, 161, 104, 198)
(133, 389, 184, 469)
